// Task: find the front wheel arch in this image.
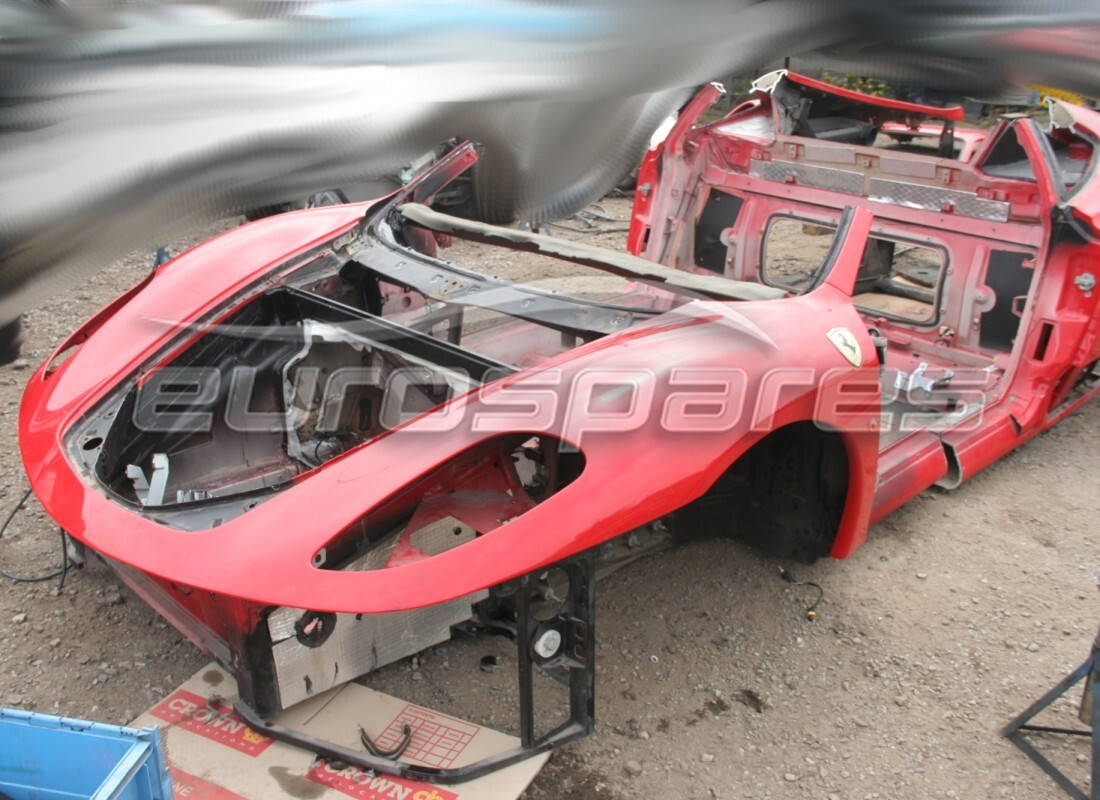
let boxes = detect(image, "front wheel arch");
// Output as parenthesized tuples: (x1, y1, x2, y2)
(670, 421, 851, 564)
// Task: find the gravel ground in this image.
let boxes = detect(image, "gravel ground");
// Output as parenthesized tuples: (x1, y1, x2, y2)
(0, 198, 1097, 800)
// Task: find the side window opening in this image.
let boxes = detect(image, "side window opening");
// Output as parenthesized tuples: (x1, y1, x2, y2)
(852, 239, 944, 324)
(979, 118, 1094, 195)
(1046, 132, 1094, 192)
(761, 215, 944, 324)
(979, 126, 1037, 182)
(760, 218, 838, 291)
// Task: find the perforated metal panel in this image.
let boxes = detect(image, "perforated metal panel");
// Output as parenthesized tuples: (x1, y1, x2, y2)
(869, 178, 1009, 222)
(749, 158, 865, 195)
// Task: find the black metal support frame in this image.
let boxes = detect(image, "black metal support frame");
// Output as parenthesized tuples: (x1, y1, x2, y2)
(234, 552, 597, 784)
(1002, 632, 1100, 800)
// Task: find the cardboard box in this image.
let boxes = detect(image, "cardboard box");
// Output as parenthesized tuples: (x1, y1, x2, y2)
(132, 664, 547, 800)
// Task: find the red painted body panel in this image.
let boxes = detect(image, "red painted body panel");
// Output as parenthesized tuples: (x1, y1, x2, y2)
(17, 82, 1100, 642)
(29, 205, 370, 418)
(628, 83, 724, 255)
(17, 80, 1100, 739)
(628, 76, 1100, 542)
(782, 71, 966, 122)
(19, 85, 1100, 726)
(1054, 101, 1100, 230)
(20, 254, 878, 612)
(869, 431, 949, 522)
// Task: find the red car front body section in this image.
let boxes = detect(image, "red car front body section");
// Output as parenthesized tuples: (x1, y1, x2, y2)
(20, 208, 880, 613)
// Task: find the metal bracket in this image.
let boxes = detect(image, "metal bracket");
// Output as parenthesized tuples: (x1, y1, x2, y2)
(1002, 634, 1100, 799)
(233, 551, 597, 784)
(126, 454, 170, 507)
(892, 362, 954, 396)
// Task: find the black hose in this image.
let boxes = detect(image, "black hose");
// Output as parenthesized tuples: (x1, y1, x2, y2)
(779, 566, 824, 622)
(0, 487, 68, 589)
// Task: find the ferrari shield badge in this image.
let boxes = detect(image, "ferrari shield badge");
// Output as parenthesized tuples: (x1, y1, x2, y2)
(826, 327, 862, 367)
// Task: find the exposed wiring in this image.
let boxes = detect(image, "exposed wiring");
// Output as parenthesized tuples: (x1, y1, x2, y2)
(542, 202, 630, 240)
(779, 566, 823, 622)
(0, 487, 69, 589)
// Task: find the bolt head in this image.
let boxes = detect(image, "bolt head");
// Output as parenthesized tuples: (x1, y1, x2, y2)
(533, 629, 562, 659)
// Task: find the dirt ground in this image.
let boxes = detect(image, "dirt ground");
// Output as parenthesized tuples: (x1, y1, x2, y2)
(1, 196, 1097, 800)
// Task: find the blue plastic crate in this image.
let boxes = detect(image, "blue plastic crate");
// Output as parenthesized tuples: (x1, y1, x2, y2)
(0, 708, 173, 800)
